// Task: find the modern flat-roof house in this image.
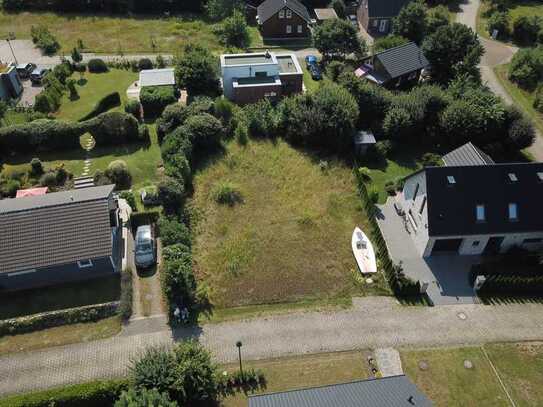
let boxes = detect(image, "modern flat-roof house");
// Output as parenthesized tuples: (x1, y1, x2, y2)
(257, 0, 312, 40)
(248, 375, 432, 407)
(396, 144, 543, 257)
(357, 0, 412, 36)
(355, 42, 429, 88)
(0, 62, 23, 102)
(0, 185, 122, 290)
(220, 51, 303, 104)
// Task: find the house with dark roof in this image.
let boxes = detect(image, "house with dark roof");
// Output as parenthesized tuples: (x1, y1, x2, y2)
(396, 145, 543, 257)
(248, 375, 432, 407)
(257, 0, 312, 39)
(355, 42, 429, 88)
(357, 0, 412, 36)
(0, 185, 121, 290)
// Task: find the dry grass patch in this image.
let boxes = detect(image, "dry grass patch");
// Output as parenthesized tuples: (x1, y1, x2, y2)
(191, 139, 390, 309)
(221, 351, 370, 407)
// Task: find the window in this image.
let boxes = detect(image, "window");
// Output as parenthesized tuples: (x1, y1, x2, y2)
(523, 238, 543, 244)
(538, 172, 543, 182)
(413, 183, 420, 200)
(286, 9, 292, 18)
(373, 19, 379, 28)
(447, 175, 456, 185)
(77, 259, 93, 269)
(255, 71, 268, 77)
(508, 203, 518, 221)
(264, 91, 277, 97)
(279, 10, 285, 18)
(286, 25, 292, 33)
(472, 241, 480, 247)
(379, 19, 387, 32)
(297, 25, 303, 33)
(419, 196, 427, 214)
(476, 204, 485, 222)
(508, 173, 518, 182)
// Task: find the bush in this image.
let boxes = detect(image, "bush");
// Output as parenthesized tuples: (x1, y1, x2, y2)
(105, 160, 132, 190)
(158, 177, 185, 211)
(124, 99, 141, 121)
(375, 140, 393, 157)
(130, 211, 160, 230)
(119, 190, 137, 211)
(88, 58, 109, 73)
(183, 113, 224, 154)
(130, 346, 176, 395)
(138, 57, 154, 71)
(326, 60, 347, 81)
(244, 99, 277, 138)
(212, 182, 243, 206)
(0, 178, 20, 198)
(30, 25, 60, 55)
(512, 15, 541, 44)
(158, 216, 191, 247)
(140, 86, 177, 118)
(40, 171, 58, 187)
(119, 269, 133, 322)
(383, 107, 413, 139)
(214, 10, 250, 48)
(0, 302, 119, 336)
(508, 48, 543, 89)
(175, 44, 221, 97)
(30, 157, 44, 176)
(138, 124, 151, 144)
(534, 85, 543, 112)
(79, 92, 121, 121)
(421, 152, 442, 167)
(161, 254, 197, 309)
(84, 112, 142, 145)
(487, 11, 510, 39)
(0, 379, 129, 407)
(67, 78, 78, 99)
(162, 243, 191, 262)
(115, 388, 176, 407)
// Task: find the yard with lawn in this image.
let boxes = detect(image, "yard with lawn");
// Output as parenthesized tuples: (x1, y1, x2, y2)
(222, 351, 370, 407)
(0, 11, 263, 54)
(191, 139, 391, 311)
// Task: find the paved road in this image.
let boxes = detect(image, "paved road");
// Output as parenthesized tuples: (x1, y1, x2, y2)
(456, 0, 543, 161)
(3, 297, 543, 396)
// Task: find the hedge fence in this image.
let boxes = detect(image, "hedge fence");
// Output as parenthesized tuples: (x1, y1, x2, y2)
(79, 92, 121, 122)
(0, 301, 119, 336)
(0, 379, 129, 407)
(354, 170, 422, 298)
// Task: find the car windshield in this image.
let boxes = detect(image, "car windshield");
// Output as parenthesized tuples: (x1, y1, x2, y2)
(136, 242, 152, 253)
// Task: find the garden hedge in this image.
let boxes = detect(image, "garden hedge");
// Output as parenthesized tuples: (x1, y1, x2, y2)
(79, 92, 121, 121)
(87, 58, 108, 73)
(130, 210, 160, 231)
(0, 379, 129, 407)
(0, 301, 119, 336)
(140, 85, 177, 118)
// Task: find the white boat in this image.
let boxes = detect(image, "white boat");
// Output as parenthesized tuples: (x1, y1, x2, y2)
(351, 227, 377, 274)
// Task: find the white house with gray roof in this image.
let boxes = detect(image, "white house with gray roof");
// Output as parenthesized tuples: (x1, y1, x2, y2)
(0, 185, 121, 290)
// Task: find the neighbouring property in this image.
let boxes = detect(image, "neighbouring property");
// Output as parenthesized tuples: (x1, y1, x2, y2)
(0, 185, 122, 290)
(248, 375, 432, 407)
(396, 144, 543, 257)
(314, 8, 339, 24)
(355, 42, 429, 88)
(0, 62, 23, 102)
(220, 51, 303, 104)
(357, 0, 411, 36)
(257, 0, 312, 39)
(128, 68, 176, 100)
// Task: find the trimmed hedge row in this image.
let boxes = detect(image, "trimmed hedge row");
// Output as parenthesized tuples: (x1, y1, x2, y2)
(130, 210, 160, 231)
(478, 274, 543, 296)
(0, 301, 119, 336)
(0, 379, 129, 407)
(140, 85, 177, 118)
(119, 269, 133, 322)
(79, 92, 121, 121)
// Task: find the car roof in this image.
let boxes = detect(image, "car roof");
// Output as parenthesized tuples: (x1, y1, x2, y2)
(136, 225, 152, 241)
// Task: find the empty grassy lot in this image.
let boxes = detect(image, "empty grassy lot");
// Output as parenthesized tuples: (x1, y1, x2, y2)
(222, 351, 370, 407)
(0, 11, 262, 54)
(191, 139, 391, 309)
(55, 69, 138, 121)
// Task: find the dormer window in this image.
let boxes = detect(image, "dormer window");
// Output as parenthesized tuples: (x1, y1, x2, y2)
(508, 173, 518, 182)
(286, 9, 292, 18)
(279, 10, 285, 18)
(476, 204, 485, 222)
(508, 203, 518, 221)
(447, 176, 456, 185)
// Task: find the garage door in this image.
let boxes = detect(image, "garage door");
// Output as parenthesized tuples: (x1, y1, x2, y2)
(431, 238, 463, 254)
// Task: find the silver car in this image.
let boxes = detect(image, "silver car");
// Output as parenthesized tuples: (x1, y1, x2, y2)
(134, 225, 156, 269)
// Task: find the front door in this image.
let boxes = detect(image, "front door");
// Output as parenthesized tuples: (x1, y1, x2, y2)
(484, 236, 505, 255)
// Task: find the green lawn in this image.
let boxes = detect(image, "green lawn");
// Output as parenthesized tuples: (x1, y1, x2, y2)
(402, 347, 510, 406)
(55, 69, 138, 121)
(0, 275, 120, 319)
(0, 11, 262, 54)
(222, 351, 370, 407)
(191, 139, 391, 309)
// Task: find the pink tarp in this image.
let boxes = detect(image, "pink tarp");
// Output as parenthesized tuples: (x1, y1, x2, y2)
(16, 187, 48, 198)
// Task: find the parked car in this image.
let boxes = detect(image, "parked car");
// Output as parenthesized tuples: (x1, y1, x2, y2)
(16, 63, 36, 79)
(309, 64, 323, 80)
(30, 67, 50, 84)
(305, 55, 318, 69)
(134, 225, 156, 269)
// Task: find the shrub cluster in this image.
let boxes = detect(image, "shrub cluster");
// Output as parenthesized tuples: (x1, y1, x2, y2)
(94, 160, 132, 190)
(118, 190, 137, 211)
(30, 25, 60, 55)
(79, 92, 121, 121)
(0, 302, 119, 336)
(119, 269, 133, 322)
(88, 58, 109, 73)
(0, 379, 129, 407)
(508, 47, 543, 89)
(84, 111, 149, 145)
(34, 63, 72, 113)
(140, 85, 177, 118)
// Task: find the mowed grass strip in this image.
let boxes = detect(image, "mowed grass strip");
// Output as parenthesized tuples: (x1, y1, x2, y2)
(191, 139, 390, 308)
(221, 351, 370, 407)
(0, 11, 262, 54)
(401, 347, 510, 407)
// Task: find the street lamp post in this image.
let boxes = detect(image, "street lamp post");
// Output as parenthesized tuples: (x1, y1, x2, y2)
(236, 341, 243, 377)
(6, 32, 18, 65)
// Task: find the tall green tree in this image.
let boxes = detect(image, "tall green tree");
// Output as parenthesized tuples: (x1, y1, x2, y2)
(205, 0, 244, 21)
(313, 19, 366, 59)
(215, 10, 250, 48)
(71, 47, 82, 64)
(175, 44, 221, 97)
(392, 0, 428, 44)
